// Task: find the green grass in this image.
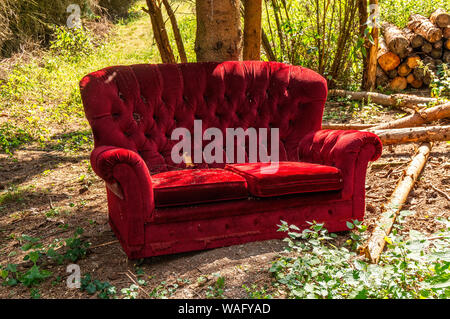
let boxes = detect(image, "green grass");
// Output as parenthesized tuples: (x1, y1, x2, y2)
(0, 0, 196, 156)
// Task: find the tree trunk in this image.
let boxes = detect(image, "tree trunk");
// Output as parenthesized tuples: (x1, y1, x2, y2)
(195, 0, 242, 62)
(369, 101, 450, 130)
(364, 143, 432, 264)
(328, 89, 438, 109)
(161, 0, 187, 63)
(364, 0, 379, 91)
(243, 0, 262, 60)
(407, 14, 442, 43)
(429, 8, 450, 28)
(403, 27, 424, 48)
(144, 0, 176, 64)
(372, 125, 450, 145)
(358, 0, 369, 88)
(382, 22, 409, 56)
(377, 37, 401, 72)
(261, 29, 276, 61)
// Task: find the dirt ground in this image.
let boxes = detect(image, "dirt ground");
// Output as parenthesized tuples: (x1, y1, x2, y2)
(0, 103, 449, 299)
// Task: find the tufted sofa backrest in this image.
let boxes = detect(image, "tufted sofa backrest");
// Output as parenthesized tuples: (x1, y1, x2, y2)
(80, 61, 327, 174)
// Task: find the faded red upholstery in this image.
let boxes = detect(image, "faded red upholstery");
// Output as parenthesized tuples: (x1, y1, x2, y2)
(80, 61, 382, 259)
(152, 169, 248, 207)
(225, 162, 343, 197)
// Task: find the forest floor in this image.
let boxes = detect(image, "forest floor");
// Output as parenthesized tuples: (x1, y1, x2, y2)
(0, 102, 448, 299)
(0, 2, 449, 299)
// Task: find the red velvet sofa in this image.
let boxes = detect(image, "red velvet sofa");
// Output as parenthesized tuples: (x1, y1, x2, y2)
(80, 61, 382, 259)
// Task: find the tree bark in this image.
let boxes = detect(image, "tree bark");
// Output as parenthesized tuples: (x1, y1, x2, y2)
(364, 143, 432, 263)
(243, 0, 262, 60)
(372, 125, 450, 145)
(144, 0, 176, 64)
(429, 8, 450, 28)
(407, 14, 442, 43)
(328, 89, 438, 109)
(369, 101, 450, 130)
(364, 0, 379, 91)
(161, 0, 187, 63)
(358, 0, 369, 88)
(195, 0, 242, 62)
(377, 37, 401, 72)
(403, 27, 424, 48)
(261, 29, 276, 61)
(382, 22, 409, 56)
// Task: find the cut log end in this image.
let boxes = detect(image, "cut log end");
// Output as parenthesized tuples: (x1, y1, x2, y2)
(430, 8, 450, 28)
(390, 76, 407, 91)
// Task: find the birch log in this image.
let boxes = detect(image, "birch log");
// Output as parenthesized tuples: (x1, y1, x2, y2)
(407, 14, 442, 43)
(364, 143, 432, 263)
(373, 125, 450, 145)
(328, 89, 439, 109)
(369, 102, 450, 130)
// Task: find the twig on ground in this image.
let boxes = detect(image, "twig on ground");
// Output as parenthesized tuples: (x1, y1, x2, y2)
(429, 183, 450, 201)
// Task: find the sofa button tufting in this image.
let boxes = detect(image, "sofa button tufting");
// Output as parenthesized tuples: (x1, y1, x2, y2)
(118, 92, 125, 101)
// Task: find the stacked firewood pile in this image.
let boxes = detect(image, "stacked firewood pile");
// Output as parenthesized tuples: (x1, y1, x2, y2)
(377, 9, 450, 91)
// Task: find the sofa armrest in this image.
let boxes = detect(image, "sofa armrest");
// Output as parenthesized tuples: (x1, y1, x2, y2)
(91, 146, 154, 248)
(298, 130, 382, 200)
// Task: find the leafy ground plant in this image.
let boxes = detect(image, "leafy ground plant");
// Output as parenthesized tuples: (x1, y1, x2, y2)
(267, 218, 449, 299)
(0, 228, 91, 297)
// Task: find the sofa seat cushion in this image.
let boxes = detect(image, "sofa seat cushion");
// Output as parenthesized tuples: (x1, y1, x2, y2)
(151, 169, 249, 207)
(225, 162, 343, 197)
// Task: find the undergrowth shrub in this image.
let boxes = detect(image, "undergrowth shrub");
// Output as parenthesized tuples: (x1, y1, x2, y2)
(0, 122, 32, 155)
(0, 228, 91, 298)
(50, 26, 94, 61)
(266, 217, 450, 299)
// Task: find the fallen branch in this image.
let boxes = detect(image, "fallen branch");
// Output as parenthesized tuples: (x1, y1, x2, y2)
(372, 125, 450, 145)
(369, 101, 450, 130)
(370, 161, 408, 168)
(364, 142, 432, 263)
(328, 89, 440, 110)
(322, 123, 375, 130)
